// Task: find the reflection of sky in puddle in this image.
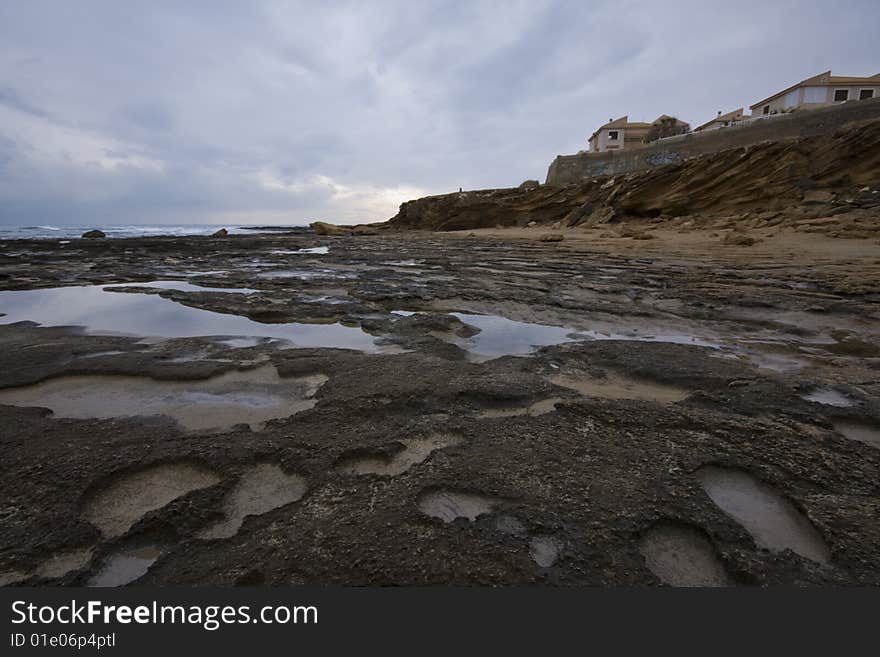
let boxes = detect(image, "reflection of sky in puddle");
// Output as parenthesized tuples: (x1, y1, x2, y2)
(452, 313, 582, 357)
(0, 285, 382, 351)
(270, 246, 329, 255)
(256, 269, 357, 280)
(382, 260, 421, 267)
(88, 546, 162, 587)
(161, 270, 229, 278)
(802, 388, 855, 407)
(450, 312, 721, 358)
(107, 280, 258, 294)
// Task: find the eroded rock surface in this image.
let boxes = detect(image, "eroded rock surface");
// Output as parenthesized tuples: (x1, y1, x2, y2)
(1, 225, 879, 586)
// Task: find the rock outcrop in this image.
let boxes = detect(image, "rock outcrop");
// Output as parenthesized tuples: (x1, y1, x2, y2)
(81, 229, 106, 239)
(311, 221, 352, 236)
(211, 228, 228, 237)
(310, 221, 386, 236)
(386, 118, 880, 235)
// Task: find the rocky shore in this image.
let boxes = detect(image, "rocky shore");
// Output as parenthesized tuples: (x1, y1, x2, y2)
(1, 224, 879, 586)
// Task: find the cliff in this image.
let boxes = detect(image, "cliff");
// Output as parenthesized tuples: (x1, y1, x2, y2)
(386, 117, 880, 233)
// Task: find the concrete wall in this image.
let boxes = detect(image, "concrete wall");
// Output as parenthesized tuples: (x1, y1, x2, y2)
(546, 96, 880, 186)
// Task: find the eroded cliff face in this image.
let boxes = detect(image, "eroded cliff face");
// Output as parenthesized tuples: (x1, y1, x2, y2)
(386, 118, 880, 233)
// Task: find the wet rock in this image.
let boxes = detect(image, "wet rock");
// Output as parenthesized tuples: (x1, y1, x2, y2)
(81, 229, 106, 239)
(540, 233, 565, 243)
(211, 228, 228, 237)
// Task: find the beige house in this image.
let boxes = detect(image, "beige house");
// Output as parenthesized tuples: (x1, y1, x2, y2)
(694, 108, 748, 132)
(588, 116, 651, 152)
(588, 115, 690, 152)
(750, 70, 880, 116)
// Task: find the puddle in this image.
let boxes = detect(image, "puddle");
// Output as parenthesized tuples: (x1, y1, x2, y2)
(216, 337, 264, 349)
(529, 536, 562, 568)
(198, 464, 307, 540)
(88, 546, 162, 587)
(256, 269, 356, 280)
(802, 388, 855, 407)
(0, 284, 383, 351)
(107, 281, 259, 294)
(640, 523, 730, 586)
(451, 313, 583, 358)
(78, 350, 129, 359)
(0, 365, 327, 432)
(82, 462, 221, 537)
(741, 352, 810, 373)
(35, 547, 94, 579)
(697, 466, 830, 564)
(449, 312, 721, 360)
(382, 260, 421, 267)
(336, 434, 464, 476)
(418, 490, 500, 522)
(271, 246, 329, 255)
(834, 421, 880, 449)
(477, 398, 561, 418)
(550, 372, 690, 403)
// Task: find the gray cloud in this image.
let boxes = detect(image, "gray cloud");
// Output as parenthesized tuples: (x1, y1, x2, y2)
(0, 1, 877, 226)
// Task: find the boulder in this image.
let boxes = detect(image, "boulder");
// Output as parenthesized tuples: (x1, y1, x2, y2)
(540, 233, 565, 242)
(519, 179, 540, 190)
(311, 221, 352, 236)
(211, 228, 228, 237)
(81, 229, 106, 239)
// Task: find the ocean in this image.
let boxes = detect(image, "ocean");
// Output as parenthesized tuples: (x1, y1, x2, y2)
(0, 224, 310, 240)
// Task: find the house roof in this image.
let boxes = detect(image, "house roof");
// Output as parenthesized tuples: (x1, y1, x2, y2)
(694, 108, 745, 132)
(750, 71, 880, 109)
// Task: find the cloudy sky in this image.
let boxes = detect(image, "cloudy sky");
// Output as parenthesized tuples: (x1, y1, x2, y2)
(0, 1, 877, 227)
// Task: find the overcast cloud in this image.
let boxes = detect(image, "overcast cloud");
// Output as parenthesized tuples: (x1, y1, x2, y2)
(0, 1, 877, 226)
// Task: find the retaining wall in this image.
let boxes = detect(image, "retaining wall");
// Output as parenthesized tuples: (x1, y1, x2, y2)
(545, 97, 880, 185)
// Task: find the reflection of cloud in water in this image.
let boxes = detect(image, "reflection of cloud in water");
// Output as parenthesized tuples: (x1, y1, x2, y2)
(0, 285, 381, 351)
(452, 312, 721, 359)
(107, 280, 258, 294)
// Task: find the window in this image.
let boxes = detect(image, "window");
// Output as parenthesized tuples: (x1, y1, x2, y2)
(607, 130, 619, 140)
(763, 105, 770, 115)
(860, 89, 875, 100)
(784, 89, 799, 108)
(834, 89, 849, 102)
